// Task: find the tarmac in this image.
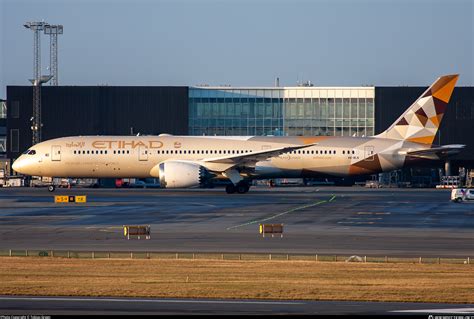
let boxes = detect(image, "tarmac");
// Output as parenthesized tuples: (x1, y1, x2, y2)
(0, 186, 473, 257)
(1, 296, 473, 315)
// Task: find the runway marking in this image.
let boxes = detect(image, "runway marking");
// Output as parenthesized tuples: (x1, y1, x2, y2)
(226, 195, 336, 230)
(337, 221, 375, 225)
(391, 308, 474, 314)
(0, 296, 304, 306)
(346, 217, 382, 220)
(357, 212, 390, 215)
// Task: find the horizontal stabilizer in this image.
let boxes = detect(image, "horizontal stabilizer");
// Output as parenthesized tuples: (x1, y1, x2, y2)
(401, 144, 465, 160)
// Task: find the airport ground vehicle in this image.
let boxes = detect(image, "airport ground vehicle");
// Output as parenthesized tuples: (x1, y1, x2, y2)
(451, 188, 474, 202)
(12, 75, 465, 194)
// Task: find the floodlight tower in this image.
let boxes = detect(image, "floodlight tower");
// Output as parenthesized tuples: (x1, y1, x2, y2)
(24, 21, 49, 145)
(44, 24, 63, 86)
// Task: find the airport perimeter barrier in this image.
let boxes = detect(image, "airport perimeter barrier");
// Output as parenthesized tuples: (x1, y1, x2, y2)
(0, 249, 472, 265)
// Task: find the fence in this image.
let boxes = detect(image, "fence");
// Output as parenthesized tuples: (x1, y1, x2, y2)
(0, 249, 472, 265)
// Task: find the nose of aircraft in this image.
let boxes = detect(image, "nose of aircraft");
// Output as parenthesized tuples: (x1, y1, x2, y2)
(12, 157, 24, 174)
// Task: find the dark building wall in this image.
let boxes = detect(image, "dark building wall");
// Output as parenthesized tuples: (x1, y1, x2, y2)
(375, 87, 474, 163)
(7, 85, 474, 165)
(6, 86, 188, 159)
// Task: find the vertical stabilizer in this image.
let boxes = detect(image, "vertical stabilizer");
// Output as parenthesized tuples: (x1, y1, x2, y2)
(376, 74, 459, 145)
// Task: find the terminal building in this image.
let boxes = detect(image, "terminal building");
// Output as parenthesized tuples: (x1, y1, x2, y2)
(4, 84, 474, 186)
(189, 86, 374, 137)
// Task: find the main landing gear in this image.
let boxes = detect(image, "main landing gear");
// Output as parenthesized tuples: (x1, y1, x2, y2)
(226, 182, 250, 194)
(48, 185, 56, 192)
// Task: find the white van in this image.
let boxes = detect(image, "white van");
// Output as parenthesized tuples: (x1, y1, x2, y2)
(451, 188, 474, 202)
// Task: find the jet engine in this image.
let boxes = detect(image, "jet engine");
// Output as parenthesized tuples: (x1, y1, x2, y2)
(150, 161, 212, 188)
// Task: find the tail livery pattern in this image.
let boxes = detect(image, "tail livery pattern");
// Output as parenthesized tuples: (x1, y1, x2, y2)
(377, 74, 459, 145)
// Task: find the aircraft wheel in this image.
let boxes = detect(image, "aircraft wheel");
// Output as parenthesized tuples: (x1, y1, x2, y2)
(225, 184, 236, 194)
(48, 185, 56, 192)
(236, 184, 247, 194)
(236, 182, 250, 194)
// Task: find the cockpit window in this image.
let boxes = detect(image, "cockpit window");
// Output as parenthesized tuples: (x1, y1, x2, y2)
(22, 149, 36, 155)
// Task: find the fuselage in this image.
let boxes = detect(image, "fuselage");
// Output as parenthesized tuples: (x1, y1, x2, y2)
(12, 135, 423, 180)
(12, 74, 461, 191)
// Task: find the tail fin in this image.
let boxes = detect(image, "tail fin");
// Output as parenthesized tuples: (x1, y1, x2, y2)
(376, 74, 459, 145)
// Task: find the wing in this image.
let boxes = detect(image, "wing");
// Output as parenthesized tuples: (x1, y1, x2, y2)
(402, 144, 465, 160)
(202, 142, 318, 168)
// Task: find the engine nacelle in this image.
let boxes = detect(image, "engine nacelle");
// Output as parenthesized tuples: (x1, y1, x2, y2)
(150, 161, 210, 188)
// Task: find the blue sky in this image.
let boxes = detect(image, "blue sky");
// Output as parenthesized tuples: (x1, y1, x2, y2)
(0, 0, 472, 98)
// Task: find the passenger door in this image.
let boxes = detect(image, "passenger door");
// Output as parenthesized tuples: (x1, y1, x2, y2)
(364, 146, 374, 161)
(138, 146, 148, 161)
(51, 145, 61, 161)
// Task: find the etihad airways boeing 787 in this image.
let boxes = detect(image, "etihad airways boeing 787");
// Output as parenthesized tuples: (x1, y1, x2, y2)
(12, 74, 464, 193)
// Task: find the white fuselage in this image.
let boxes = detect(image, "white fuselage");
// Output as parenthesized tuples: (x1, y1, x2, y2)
(12, 135, 415, 180)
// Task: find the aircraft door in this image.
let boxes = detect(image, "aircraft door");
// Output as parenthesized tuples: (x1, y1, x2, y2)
(139, 146, 148, 161)
(51, 145, 61, 161)
(364, 146, 374, 161)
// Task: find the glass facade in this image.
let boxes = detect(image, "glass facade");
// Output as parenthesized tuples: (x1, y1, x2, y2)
(0, 101, 6, 119)
(189, 87, 375, 137)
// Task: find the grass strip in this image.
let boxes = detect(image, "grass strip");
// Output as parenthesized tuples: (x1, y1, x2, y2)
(1, 257, 473, 303)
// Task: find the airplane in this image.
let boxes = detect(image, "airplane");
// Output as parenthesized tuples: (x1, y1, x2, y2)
(12, 74, 464, 194)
